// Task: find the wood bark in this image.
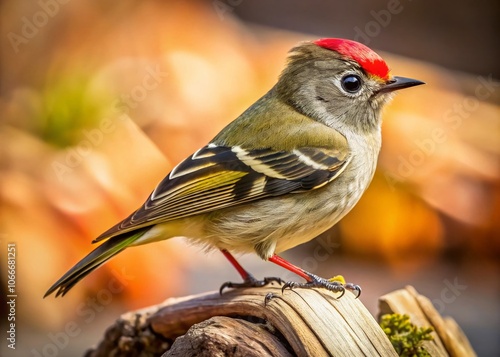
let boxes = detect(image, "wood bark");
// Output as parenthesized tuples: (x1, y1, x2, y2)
(85, 285, 475, 356)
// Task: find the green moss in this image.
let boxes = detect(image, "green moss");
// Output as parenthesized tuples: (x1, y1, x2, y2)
(380, 313, 434, 357)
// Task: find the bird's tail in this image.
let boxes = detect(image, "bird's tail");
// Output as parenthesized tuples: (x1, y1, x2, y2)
(44, 228, 149, 298)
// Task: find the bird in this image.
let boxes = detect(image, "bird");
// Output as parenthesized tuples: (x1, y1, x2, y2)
(44, 38, 424, 299)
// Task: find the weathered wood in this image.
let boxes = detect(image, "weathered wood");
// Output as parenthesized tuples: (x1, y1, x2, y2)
(86, 285, 396, 356)
(379, 285, 477, 357)
(86, 285, 476, 356)
(165, 316, 293, 357)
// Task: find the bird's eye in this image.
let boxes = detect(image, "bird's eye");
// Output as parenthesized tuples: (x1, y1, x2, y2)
(341, 75, 362, 93)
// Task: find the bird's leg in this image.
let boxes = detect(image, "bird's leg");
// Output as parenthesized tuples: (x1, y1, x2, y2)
(219, 249, 283, 294)
(268, 254, 361, 298)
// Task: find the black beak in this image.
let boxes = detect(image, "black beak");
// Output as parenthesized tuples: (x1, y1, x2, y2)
(377, 76, 425, 94)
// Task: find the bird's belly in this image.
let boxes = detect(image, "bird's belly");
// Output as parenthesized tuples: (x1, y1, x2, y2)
(274, 181, 366, 254)
(203, 172, 369, 259)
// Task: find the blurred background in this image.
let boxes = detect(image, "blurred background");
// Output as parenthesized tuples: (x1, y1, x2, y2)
(1, 0, 499, 356)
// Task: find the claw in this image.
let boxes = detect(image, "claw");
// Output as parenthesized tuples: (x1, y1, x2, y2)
(219, 281, 233, 295)
(281, 281, 298, 293)
(345, 283, 362, 298)
(336, 287, 346, 299)
(264, 292, 275, 306)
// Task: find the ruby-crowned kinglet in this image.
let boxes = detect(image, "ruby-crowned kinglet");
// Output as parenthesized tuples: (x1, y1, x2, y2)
(45, 38, 423, 299)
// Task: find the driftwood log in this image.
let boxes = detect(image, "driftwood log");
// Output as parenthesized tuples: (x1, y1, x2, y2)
(85, 285, 475, 356)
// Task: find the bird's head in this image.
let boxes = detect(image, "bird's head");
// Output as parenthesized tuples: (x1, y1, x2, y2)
(276, 38, 424, 134)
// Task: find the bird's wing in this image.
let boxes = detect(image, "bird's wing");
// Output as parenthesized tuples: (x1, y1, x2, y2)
(94, 143, 350, 242)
